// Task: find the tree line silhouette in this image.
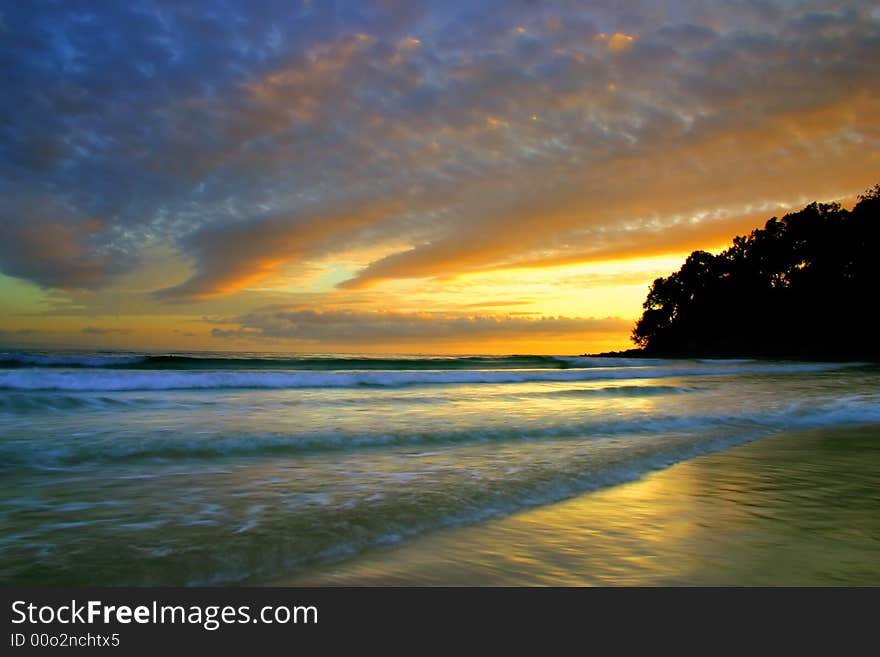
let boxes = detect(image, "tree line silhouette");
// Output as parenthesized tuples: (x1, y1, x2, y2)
(631, 184, 880, 359)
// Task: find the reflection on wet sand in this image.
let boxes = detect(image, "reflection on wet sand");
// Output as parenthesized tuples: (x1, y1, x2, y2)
(281, 425, 880, 586)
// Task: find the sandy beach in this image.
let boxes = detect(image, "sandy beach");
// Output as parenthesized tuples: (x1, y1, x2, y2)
(277, 424, 880, 586)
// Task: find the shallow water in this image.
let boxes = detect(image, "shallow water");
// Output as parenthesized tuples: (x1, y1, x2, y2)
(1, 351, 878, 585)
(283, 425, 880, 586)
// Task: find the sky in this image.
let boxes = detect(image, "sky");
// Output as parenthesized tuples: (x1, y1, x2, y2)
(1, 0, 878, 354)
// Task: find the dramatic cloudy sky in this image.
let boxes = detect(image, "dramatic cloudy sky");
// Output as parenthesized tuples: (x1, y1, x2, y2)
(1, 0, 878, 353)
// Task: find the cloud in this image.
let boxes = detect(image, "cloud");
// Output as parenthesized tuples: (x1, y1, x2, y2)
(210, 308, 630, 344)
(154, 200, 399, 299)
(81, 326, 132, 335)
(597, 32, 636, 52)
(0, 328, 40, 336)
(0, 199, 132, 289)
(0, 0, 877, 304)
(340, 82, 880, 287)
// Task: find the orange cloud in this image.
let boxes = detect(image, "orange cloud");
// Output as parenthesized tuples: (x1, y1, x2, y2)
(211, 307, 631, 350)
(156, 201, 399, 300)
(245, 33, 376, 125)
(596, 32, 636, 52)
(340, 91, 880, 288)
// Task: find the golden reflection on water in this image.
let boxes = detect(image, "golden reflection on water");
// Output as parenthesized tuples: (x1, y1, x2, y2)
(283, 425, 880, 586)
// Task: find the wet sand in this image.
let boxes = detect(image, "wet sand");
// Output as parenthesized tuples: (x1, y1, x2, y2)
(278, 424, 880, 586)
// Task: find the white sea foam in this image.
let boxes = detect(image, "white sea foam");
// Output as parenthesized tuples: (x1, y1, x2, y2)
(0, 361, 861, 391)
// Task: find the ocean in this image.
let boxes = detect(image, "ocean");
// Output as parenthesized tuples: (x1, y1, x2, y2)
(1, 351, 878, 585)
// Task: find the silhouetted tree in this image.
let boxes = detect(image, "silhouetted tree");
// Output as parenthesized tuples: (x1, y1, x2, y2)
(631, 184, 880, 359)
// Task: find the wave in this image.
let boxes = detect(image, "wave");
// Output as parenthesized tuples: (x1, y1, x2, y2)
(696, 358, 756, 364)
(0, 384, 696, 414)
(534, 384, 701, 398)
(4, 394, 878, 469)
(0, 394, 131, 413)
(0, 353, 146, 368)
(0, 393, 221, 413)
(0, 352, 582, 371)
(1, 351, 749, 372)
(0, 427, 763, 585)
(5, 395, 879, 585)
(206, 436, 759, 585)
(0, 361, 861, 391)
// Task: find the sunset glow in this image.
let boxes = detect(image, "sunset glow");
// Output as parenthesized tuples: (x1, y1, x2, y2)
(2, 1, 878, 354)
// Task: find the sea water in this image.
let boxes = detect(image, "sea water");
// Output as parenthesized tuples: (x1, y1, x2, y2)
(1, 351, 877, 584)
